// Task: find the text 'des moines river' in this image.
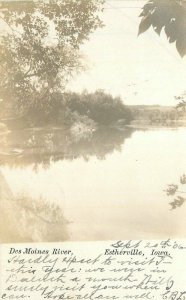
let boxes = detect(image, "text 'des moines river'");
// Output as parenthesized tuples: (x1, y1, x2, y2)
(0, 240, 186, 300)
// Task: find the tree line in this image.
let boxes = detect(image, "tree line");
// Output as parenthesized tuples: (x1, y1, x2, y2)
(0, 0, 186, 129)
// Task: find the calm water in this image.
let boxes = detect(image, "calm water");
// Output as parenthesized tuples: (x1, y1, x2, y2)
(0, 127, 186, 241)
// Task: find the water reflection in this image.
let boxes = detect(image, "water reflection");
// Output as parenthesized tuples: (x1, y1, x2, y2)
(0, 126, 134, 169)
(1, 127, 186, 242)
(0, 126, 133, 242)
(0, 169, 68, 243)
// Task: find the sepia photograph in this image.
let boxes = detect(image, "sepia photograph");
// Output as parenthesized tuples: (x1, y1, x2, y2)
(0, 0, 186, 243)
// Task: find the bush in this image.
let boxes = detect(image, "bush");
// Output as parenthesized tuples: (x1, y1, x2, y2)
(66, 90, 133, 126)
(1, 90, 133, 128)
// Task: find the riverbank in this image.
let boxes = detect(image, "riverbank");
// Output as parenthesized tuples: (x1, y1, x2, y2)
(126, 118, 186, 130)
(0, 170, 69, 243)
(126, 124, 186, 130)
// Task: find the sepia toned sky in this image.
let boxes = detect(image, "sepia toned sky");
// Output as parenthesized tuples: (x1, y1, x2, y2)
(68, 0, 186, 106)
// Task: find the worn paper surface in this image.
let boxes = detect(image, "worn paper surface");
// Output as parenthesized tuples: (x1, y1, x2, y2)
(0, 0, 186, 241)
(1, 240, 186, 299)
(0, 0, 186, 298)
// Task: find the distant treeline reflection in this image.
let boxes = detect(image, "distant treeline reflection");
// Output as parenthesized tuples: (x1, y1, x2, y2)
(0, 127, 134, 169)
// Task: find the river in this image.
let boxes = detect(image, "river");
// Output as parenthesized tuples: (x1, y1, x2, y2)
(0, 127, 186, 242)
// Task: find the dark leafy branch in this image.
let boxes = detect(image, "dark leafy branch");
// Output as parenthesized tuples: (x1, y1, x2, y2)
(139, 0, 186, 57)
(165, 175, 186, 210)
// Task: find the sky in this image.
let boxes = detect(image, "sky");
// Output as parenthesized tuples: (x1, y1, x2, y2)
(67, 0, 186, 106)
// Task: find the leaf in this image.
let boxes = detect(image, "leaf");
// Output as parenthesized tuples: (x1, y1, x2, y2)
(164, 22, 177, 43)
(180, 174, 186, 184)
(176, 37, 186, 57)
(139, 0, 186, 57)
(138, 15, 152, 36)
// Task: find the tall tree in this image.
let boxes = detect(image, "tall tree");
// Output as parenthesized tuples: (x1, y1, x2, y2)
(0, 0, 104, 116)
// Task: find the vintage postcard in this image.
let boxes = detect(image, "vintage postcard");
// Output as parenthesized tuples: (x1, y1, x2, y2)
(0, 0, 186, 298)
(0, 0, 186, 243)
(1, 240, 186, 299)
